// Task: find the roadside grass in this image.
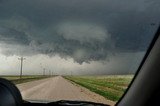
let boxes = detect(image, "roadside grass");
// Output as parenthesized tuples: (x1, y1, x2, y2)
(65, 75, 133, 102)
(0, 75, 53, 84)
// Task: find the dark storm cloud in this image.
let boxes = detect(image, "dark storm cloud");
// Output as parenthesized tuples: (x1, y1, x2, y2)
(0, 27, 30, 45)
(0, 0, 159, 63)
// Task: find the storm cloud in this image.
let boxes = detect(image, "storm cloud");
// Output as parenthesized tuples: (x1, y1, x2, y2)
(0, 0, 159, 64)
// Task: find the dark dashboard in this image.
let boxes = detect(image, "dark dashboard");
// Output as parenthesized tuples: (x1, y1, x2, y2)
(23, 100, 109, 106)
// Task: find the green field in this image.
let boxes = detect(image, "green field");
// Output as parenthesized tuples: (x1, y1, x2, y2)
(0, 75, 52, 84)
(65, 75, 133, 102)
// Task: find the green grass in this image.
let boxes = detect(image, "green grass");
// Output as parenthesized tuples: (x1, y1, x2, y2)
(0, 75, 53, 84)
(65, 75, 133, 102)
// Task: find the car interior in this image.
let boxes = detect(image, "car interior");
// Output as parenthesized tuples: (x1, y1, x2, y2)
(0, 0, 160, 106)
(0, 26, 159, 106)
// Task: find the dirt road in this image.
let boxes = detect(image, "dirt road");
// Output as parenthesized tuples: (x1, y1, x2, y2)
(17, 76, 115, 105)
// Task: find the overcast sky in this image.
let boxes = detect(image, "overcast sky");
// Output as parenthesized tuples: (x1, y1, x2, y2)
(0, 0, 159, 75)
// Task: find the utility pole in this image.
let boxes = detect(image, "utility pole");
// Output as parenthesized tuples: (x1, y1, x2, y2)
(40, 63, 44, 76)
(43, 68, 45, 76)
(18, 57, 26, 79)
(49, 70, 51, 76)
(52, 71, 53, 76)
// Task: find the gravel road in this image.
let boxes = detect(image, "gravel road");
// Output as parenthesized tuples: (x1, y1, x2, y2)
(17, 76, 115, 105)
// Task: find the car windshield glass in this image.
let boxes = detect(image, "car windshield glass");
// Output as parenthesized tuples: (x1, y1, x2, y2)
(0, 0, 159, 105)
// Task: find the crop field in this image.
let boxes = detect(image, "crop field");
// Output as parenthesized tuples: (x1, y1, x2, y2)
(0, 75, 52, 84)
(65, 75, 133, 102)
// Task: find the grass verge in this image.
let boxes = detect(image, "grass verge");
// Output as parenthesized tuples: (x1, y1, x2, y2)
(65, 75, 133, 102)
(0, 75, 52, 84)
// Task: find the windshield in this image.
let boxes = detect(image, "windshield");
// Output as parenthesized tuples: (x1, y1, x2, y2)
(0, 0, 159, 105)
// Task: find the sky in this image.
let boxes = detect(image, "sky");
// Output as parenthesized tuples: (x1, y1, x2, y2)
(0, 0, 159, 75)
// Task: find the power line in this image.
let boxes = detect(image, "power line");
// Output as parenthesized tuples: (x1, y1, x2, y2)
(18, 57, 26, 79)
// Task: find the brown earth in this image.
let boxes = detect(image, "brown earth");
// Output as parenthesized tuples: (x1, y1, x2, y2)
(17, 76, 115, 105)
